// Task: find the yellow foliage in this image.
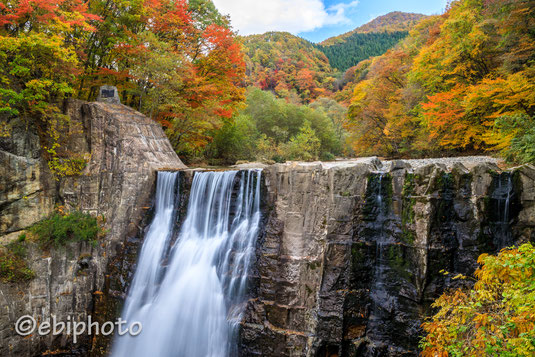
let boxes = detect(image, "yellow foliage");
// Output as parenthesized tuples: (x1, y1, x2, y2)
(421, 244, 535, 356)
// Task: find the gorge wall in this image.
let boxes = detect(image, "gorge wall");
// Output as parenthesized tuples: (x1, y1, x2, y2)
(0, 100, 184, 356)
(2, 100, 535, 357)
(240, 158, 535, 356)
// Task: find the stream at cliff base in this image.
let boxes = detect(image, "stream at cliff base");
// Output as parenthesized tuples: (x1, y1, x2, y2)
(112, 170, 261, 357)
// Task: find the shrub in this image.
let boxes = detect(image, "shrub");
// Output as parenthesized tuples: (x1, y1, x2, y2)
(204, 114, 258, 165)
(0, 240, 35, 283)
(495, 114, 535, 164)
(283, 121, 321, 161)
(420, 243, 535, 356)
(30, 211, 101, 248)
(320, 152, 336, 161)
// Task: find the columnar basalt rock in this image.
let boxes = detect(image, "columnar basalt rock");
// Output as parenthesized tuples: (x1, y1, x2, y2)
(241, 158, 535, 357)
(0, 100, 184, 356)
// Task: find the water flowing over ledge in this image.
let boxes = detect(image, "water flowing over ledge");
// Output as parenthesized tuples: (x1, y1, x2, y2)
(112, 170, 261, 357)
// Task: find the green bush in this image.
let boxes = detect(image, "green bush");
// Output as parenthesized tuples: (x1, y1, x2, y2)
(204, 88, 346, 164)
(30, 211, 101, 248)
(204, 114, 258, 165)
(320, 152, 336, 161)
(0, 240, 35, 283)
(495, 113, 535, 164)
(283, 121, 321, 161)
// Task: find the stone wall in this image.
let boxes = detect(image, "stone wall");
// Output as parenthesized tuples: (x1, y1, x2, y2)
(0, 100, 184, 356)
(240, 158, 535, 356)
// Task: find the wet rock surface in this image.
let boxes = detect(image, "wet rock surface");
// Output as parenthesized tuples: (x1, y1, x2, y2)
(2, 112, 535, 357)
(241, 158, 535, 357)
(0, 100, 184, 356)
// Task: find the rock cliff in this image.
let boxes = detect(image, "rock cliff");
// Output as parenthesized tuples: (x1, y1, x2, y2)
(240, 157, 535, 356)
(0, 100, 184, 355)
(2, 111, 535, 357)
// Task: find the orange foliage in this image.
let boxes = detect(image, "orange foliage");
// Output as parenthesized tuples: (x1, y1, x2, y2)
(346, 0, 535, 161)
(85, 0, 246, 156)
(422, 85, 488, 149)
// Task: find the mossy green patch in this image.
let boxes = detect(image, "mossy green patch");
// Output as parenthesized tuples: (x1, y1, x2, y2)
(0, 240, 35, 283)
(433, 172, 454, 192)
(387, 245, 411, 281)
(308, 261, 319, 270)
(401, 173, 417, 244)
(30, 211, 103, 249)
(351, 243, 366, 266)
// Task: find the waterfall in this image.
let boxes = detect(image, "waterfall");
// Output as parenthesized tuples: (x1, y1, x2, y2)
(112, 170, 262, 357)
(366, 173, 395, 352)
(490, 172, 515, 249)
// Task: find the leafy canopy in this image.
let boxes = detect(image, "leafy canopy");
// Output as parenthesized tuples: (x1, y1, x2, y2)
(421, 243, 535, 357)
(346, 0, 535, 163)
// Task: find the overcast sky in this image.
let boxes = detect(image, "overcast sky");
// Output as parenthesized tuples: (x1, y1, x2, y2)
(212, 0, 448, 42)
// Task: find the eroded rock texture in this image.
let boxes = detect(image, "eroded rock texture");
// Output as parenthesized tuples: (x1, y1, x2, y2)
(241, 158, 535, 357)
(0, 100, 184, 356)
(2, 109, 535, 357)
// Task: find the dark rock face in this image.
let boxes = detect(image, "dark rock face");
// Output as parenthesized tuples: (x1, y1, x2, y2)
(241, 158, 535, 357)
(3, 112, 535, 357)
(0, 100, 184, 356)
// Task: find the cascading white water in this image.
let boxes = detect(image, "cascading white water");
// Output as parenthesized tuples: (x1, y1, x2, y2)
(112, 170, 261, 357)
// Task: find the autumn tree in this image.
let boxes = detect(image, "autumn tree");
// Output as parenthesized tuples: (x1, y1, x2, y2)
(346, 46, 419, 156)
(345, 0, 535, 163)
(0, 0, 246, 163)
(421, 244, 535, 356)
(242, 32, 335, 103)
(78, 0, 245, 159)
(0, 0, 99, 176)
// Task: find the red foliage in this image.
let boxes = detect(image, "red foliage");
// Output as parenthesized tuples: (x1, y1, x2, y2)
(0, 0, 100, 29)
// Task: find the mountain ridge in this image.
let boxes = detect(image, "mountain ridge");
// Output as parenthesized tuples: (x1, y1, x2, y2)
(320, 11, 427, 46)
(240, 11, 428, 101)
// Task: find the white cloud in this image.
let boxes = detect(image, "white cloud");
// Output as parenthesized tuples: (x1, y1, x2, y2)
(212, 0, 359, 35)
(325, 0, 360, 25)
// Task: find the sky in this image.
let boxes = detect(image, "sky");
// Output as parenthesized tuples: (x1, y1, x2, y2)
(211, 0, 448, 43)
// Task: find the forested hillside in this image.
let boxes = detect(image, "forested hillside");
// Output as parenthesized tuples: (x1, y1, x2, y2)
(321, 12, 427, 45)
(346, 0, 535, 163)
(317, 31, 408, 71)
(316, 12, 426, 72)
(316, 13, 428, 104)
(241, 32, 335, 103)
(240, 13, 426, 102)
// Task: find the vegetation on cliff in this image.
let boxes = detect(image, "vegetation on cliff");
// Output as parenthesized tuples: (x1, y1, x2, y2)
(421, 243, 535, 356)
(30, 210, 103, 248)
(0, 235, 35, 283)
